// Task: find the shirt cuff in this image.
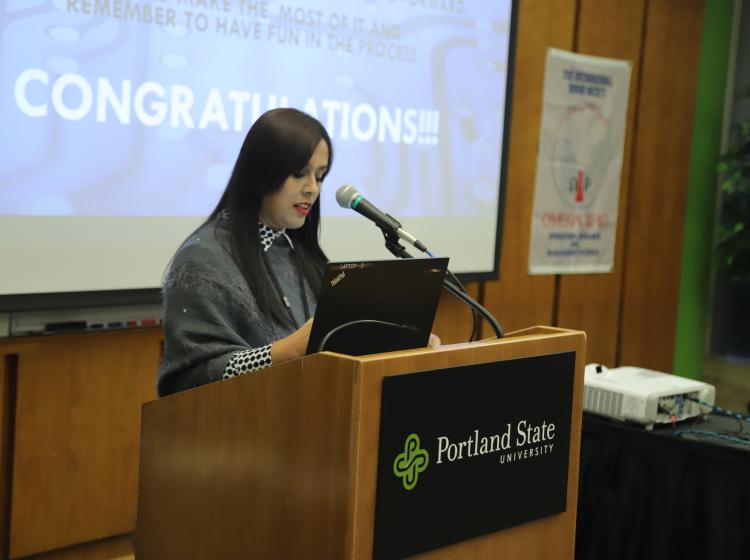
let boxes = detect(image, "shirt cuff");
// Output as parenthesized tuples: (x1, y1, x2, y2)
(222, 344, 273, 379)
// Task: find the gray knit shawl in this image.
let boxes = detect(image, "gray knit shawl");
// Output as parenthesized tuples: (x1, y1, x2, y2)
(157, 218, 316, 396)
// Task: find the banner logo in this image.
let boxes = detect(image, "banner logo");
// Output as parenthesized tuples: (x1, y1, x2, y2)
(393, 433, 429, 490)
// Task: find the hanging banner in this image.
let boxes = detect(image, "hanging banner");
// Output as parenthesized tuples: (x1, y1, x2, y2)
(529, 48, 632, 274)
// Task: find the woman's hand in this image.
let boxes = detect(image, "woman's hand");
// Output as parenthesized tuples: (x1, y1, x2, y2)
(428, 332, 442, 348)
(271, 318, 313, 364)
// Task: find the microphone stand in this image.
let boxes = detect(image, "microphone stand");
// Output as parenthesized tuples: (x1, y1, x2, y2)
(377, 226, 504, 339)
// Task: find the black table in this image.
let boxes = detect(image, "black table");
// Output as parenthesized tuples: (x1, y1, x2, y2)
(576, 413, 750, 560)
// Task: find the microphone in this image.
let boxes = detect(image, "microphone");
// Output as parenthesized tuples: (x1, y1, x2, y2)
(336, 184, 428, 252)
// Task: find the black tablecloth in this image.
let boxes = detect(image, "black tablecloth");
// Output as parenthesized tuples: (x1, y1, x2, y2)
(577, 414, 750, 560)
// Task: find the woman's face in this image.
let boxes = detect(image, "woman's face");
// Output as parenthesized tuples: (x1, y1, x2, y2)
(259, 139, 329, 230)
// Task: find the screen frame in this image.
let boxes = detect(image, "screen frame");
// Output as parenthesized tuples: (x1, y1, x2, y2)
(0, 288, 162, 312)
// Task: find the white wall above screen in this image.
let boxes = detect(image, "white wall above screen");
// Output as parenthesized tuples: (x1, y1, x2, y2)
(0, 0, 515, 306)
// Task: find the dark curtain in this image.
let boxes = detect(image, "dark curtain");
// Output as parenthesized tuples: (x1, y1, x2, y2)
(577, 414, 750, 560)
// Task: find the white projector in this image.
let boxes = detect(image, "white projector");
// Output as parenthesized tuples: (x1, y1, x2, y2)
(583, 365, 716, 429)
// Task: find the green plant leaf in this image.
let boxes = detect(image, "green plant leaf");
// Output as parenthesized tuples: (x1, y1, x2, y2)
(715, 120, 750, 280)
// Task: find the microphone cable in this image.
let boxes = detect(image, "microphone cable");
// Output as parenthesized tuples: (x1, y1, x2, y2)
(425, 248, 481, 342)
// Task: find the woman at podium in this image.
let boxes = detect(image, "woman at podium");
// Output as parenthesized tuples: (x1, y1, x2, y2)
(157, 108, 332, 396)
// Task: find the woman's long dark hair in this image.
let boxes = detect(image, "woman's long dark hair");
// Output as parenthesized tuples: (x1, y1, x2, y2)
(208, 108, 332, 326)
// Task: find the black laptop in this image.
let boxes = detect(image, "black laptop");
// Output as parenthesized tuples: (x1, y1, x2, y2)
(306, 258, 449, 356)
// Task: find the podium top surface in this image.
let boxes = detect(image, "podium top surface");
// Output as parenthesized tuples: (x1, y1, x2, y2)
(321, 325, 583, 363)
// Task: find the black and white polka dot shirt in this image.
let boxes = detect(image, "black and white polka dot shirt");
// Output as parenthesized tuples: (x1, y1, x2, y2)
(222, 224, 288, 381)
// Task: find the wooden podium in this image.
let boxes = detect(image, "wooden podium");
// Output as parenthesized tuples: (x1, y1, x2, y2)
(136, 326, 585, 559)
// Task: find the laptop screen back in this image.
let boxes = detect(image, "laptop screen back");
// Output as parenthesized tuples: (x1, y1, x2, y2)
(306, 258, 449, 356)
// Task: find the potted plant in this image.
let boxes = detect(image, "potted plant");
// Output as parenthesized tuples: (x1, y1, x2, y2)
(711, 120, 750, 360)
(716, 120, 750, 282)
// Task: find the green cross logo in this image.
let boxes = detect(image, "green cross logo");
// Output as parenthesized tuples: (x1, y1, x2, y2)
(393, 433, 429, 490)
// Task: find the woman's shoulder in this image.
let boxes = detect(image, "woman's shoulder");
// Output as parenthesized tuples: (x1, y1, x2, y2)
(166, 221, 237, 286)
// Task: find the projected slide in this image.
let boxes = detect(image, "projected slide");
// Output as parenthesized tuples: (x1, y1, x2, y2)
(0, 0, 514, 300)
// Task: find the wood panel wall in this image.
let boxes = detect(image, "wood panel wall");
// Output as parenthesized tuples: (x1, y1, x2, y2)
(0, 353, 13, 560)
(0, 331, 159, 558)
(618, 0, 705, 371)
(480, 0, 704, 375)
(0, 0, 706, 557)
(481, 0, 578, 334)
(555, 0, 646, 366)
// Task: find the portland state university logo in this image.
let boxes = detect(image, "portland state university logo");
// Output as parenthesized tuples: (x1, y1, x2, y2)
(393, 434, 429, 490)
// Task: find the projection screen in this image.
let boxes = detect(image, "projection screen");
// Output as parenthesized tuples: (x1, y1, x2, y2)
(0, 0, 516, 310)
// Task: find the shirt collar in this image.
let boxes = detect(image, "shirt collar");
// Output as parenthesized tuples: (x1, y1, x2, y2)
(258, 222, 286, 252)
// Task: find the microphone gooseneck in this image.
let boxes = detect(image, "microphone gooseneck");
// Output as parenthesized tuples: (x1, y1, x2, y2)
(335, 184, 504, 340)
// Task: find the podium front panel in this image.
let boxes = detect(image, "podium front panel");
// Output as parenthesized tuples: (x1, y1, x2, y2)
(373, 352, 575, 559)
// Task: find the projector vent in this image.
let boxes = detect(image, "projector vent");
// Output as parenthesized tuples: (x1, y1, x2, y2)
(583, 386, 624, 418)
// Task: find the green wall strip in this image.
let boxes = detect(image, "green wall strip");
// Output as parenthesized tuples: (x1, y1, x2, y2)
(673, 0, 735, 379)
